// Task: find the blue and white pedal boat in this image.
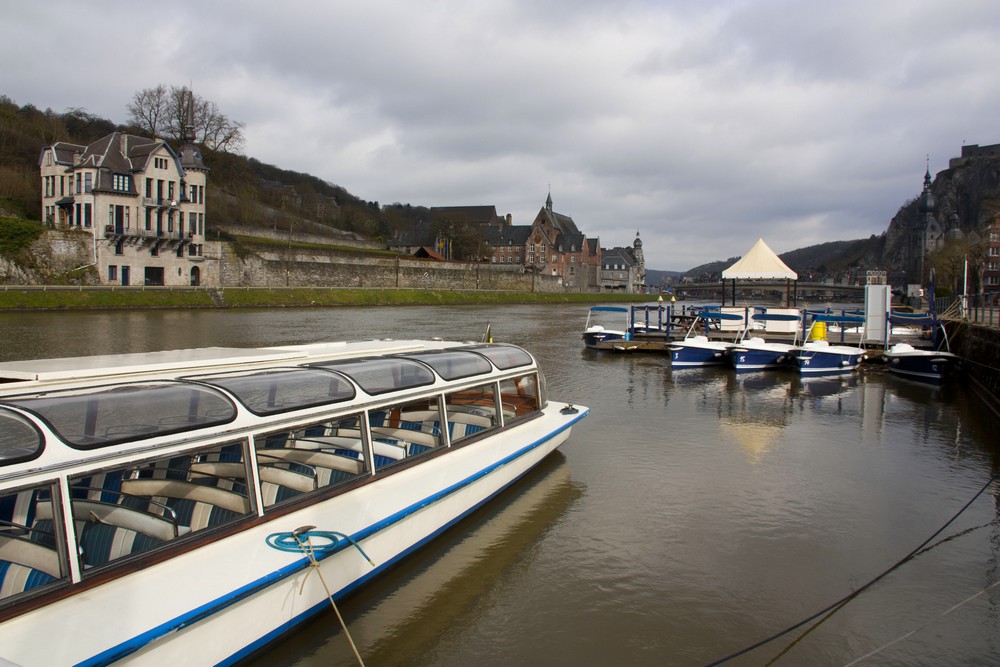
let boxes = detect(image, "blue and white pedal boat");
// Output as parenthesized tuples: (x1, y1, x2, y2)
(883, 309, 960, 383)
(882, 342, 960, 383)
(582, 306, 631, 349)
(668, 311, 742, 367)
(0, 339, 587, 665)
(730, 337, 795, 371)
(729, 313, 800, 371)
(790, 315, 867, 375)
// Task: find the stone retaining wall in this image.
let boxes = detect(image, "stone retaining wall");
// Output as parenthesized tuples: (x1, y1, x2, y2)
(218, 246, 568, 292)
(947, 320, 1000, 412)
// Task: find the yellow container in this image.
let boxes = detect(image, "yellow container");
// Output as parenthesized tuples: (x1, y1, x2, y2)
(809, 320, 827, 341)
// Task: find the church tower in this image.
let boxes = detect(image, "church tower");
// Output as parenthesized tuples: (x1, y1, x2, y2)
(919, 165, 942, 280)
(632, 230, 645, 292)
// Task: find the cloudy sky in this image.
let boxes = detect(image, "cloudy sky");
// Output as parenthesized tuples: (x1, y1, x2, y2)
(5, 1, 999, 270)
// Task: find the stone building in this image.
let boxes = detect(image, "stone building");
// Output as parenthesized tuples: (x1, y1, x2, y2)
(521, 192, 601, 290)
(600, 232, 646, 293)
(38, 103, 212, 287)
(983, 216, 1000, 291)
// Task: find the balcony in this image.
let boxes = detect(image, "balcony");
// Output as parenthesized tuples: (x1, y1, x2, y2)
(142, 197, 180, 209)
(102, 227, 193, 242)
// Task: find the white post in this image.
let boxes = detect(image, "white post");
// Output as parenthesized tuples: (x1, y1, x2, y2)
(962, 255, 968, 317)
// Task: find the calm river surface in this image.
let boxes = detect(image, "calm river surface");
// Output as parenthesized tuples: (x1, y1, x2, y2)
(2, 304, 999, 666)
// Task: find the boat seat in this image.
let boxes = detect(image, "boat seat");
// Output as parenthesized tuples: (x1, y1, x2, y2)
(0, 534, 60, 599)
(121, 479, 249, 532)
(0, 559, 56, 599)
(190, 461, 316, 506)
(0, 489, 42, 530)
(76, 522, 163, 568)
(71, 471, 125, 504)
(0, 534, 61, 578)
(369, 426, 439, 449)
(257, 448, 364, 487)
(35, 498, 180, 542)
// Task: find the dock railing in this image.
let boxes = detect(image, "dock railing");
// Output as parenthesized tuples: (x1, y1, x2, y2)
(935, 292, 1000, 329)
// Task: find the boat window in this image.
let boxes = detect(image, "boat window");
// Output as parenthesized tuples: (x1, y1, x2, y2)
(0, 482, 68, 606)
(463, 344, 534, 370)
(444, 383, 500, 444)
(499, 373, 541, 421)
(2, 382, 236, 449)
(368, 398, 444, 470)
(310, 357, 436, 395)
(65, 441, 253, 572)
(396, 350, 493, 381)
(192, 368, 356, 416)
(0, 407, 44, 466)
(254, 413, 370, 510)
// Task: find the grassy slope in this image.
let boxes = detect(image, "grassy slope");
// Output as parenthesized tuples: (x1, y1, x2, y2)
(0, 287, 647, 311)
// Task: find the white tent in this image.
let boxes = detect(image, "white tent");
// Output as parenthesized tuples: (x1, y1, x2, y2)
(722, 238, 797, 280)
(721, 238, 798, 306)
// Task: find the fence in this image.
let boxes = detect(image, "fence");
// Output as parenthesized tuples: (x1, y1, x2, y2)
(936, 291, 1000, 328)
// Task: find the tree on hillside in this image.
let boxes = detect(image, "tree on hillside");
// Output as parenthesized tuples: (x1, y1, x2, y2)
(127, 85, 245, 153)
(927, 236, 984, 294)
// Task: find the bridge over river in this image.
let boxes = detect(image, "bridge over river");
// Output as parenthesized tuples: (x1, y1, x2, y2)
(678, 280, 866, 303)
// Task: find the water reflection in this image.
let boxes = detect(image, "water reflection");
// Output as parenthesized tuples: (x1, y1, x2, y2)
(248, 453, 582, 666)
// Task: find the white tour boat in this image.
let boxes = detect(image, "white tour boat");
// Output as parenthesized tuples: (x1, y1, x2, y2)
(0, 339, 588, 665)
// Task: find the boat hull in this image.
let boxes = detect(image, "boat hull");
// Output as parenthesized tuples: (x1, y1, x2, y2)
(668, 338, 732, 367)
(884, 347, 959, 383)
(582, 328, 628, 350)
(729, 340, 794, 371)
(0, 403, 588, 666)
(792, 343, 866, 375)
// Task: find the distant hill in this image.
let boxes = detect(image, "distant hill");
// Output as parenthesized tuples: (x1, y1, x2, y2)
(676, 237, 883, 282)
(644, 268, 683, 289)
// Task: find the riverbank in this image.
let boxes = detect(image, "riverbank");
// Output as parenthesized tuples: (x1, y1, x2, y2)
(0, 286, 652, 311)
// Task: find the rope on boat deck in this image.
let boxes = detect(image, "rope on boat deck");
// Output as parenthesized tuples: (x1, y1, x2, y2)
(266, 526, 375, 667)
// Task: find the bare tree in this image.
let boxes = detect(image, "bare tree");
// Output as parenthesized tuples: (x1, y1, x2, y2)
(126, 85, 168, 138)
(127, 85, 245, 153)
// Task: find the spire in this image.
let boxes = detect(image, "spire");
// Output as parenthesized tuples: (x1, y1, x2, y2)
(183, 88, 196, 143)
(545, 188, 553, 213)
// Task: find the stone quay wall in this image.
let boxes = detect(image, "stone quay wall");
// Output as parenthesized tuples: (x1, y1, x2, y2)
(948, 321, 1000, 412)
(218, 246, 570, 292)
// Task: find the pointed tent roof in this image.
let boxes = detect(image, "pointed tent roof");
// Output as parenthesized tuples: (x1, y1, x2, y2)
(722, 238, 798, 280)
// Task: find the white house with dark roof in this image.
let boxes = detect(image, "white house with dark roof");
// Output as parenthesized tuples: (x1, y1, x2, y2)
(39, 111, 213, 287)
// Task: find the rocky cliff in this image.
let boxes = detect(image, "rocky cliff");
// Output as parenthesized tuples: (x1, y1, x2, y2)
(882, 155, 1000, 277)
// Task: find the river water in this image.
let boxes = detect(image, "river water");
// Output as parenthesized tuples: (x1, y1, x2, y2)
(2, 304, 998, 666)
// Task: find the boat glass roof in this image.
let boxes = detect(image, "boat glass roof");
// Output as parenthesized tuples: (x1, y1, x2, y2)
(309, 357, 437, 395)
(190, 368, 356, 416)
(1, 382, 237, 449)
(0, 407, 43, 465)
(396, 350, 493, 381)
(462, 344, 533, 370)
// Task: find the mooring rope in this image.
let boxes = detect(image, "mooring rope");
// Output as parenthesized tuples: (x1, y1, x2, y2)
(266, 526, 375, 666)
(843, 578, 1000, 665)
(704, 470, 1000, 666)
